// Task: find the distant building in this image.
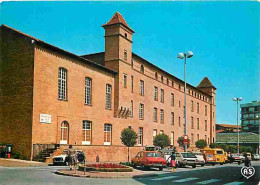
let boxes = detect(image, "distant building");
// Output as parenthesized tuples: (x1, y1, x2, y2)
(241, 101, 260, 133)
(216, 124, 241, 133)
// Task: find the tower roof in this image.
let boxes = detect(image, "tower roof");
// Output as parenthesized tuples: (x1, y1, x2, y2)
(102, 12, 134, 33)
(197, 77, 216, 89)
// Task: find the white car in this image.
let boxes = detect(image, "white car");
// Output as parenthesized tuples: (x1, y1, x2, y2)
(53, 150, 69, 166)
(175, 152, 199, 168)
(192, 152, 205, 167)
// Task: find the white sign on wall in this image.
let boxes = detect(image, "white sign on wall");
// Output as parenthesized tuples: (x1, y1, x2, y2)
(40, 114, 51, 124)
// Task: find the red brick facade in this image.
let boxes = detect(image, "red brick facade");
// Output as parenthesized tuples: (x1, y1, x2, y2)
(0, 12, 216, 162)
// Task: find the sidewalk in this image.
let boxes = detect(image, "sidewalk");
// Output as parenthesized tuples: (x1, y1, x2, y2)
(0, 158, 48, 167)
(56, 168, 160, 178)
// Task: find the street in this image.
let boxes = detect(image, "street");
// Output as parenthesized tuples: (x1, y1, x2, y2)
(0, 161, 259, 185)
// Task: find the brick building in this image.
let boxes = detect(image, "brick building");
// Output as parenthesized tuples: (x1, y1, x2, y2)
(0, 12, 216, 162)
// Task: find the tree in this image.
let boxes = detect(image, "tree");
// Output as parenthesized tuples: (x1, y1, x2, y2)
(177, 136, 190, 149)
(153, 134, 170, 149)
(195, 139, 207, 149)
(209, 143, 219, 149)
(120, 128, 137, 162)
(228, 145, 236, 153)
(219, 144, 229, 152)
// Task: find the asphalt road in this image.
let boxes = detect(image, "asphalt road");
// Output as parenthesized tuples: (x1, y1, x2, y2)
(0, 161, 259, 185)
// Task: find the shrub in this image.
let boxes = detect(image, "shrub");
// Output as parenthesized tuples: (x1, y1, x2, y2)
(195, 139, 207, 149)
(153, 134, 170, 149)
(209, 143, 219, 149)
(12, 152, 21, 159)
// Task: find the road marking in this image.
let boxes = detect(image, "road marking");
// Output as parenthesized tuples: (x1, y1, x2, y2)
(224, 182, 244, 185)
(151, 176, 178, 181)
(173, 177, 199, 183)
(196, 179, 221, 184)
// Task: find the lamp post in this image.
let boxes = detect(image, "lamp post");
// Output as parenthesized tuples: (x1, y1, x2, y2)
(233, 97, 242, 154)
(177, 51, 193, 152)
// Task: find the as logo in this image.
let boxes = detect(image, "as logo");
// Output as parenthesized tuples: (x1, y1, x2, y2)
(241, 166, 255, 179)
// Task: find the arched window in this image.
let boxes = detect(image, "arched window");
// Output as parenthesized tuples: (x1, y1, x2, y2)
(58, 67, 67, 100)
(60, 121, 69, 144)
(85, 77, 92, 105)
(140, 65, 144, 73)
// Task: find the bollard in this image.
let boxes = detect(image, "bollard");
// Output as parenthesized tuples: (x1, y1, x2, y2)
(96, 155, 99, 163)
(7, 153, 11, 158)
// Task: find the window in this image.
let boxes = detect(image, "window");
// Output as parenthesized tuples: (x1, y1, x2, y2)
(197, 134, 199, 141)
(179, 84, 181, 90)
(171, 132, 174, 146)
(197, 118, 200, 130)
(125, 33, 127, 38)
(139, 104, 144, 120)
(171, 112, 174, 125)
(179, 101, 181, 107)
(205, 135, 207, 141)
(60, 121, 69, 144)
(105, 84, 112, 109)
(82, 121, 91, 145)
(191, 133, 194, 144)
(191, 100, 194, 112)
(160, 109, 164, 123)
(58, 68, 67, 100)
(123, 74, 127, 88)
(205, 120, 207, 131)
(155, 72, 158, 79)
(140, 65, 144, 73)
(160, 130, 164, 135)
(197, 102, 199, 113)
(131, 60, 133, 68)
(160, 89, 164, 103)
(205, 105, 207, 116)
(161, 75, 164, 82)
(153, 130, 157, 140)
(171, 81, 174, 87)
(191, 117, 194, 129)
(171, 93, 174, 106)
(104, 124, 112, 145)
(167, 78, 169, 85)
(131, 75, 133, 92)
(154, 86, 158, 101)
(153, 107, 157, 122)
(179, 116, 181, 127)
(140, 80, 144, 96)
(124, 49, 127, 61)
(85, 77, 92, 105)
(129, 100, 133, 117)
(138, 127, 143, 146)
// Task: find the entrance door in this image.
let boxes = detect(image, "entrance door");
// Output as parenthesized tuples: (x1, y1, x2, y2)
(60, 121, 69, 144)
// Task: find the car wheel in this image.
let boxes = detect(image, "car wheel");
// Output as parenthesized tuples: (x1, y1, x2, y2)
(238, 161, 241, 165)
(220, 163, 224, 165)
(212, 163, 215, 166)
(159, 167, 163, 171)
(192, 165, 196, 168)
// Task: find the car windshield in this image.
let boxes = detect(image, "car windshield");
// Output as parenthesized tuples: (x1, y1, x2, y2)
(206, 154, 213, 157)
(216, 150, 223, 154)
(182, 153, 196, 158)
(145, 152, 162, 157)
(194, 153, 202, 156)
(232, 154, 239, 157)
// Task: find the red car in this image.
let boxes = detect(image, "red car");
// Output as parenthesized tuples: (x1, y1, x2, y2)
(203, 153, 216, 165)
(131, 151, 167, 171)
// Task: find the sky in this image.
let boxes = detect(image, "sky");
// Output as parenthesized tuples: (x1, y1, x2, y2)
(0, 1, 259, 125)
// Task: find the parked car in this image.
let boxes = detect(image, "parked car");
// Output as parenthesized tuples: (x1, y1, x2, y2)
(131, 151, 167, 171)
(192, 152, 205, 167)
(252, 154, 260, 160)
(203, 153, 216, 165)
(175, 152, 198, 168)
(201, 148, 225, 165)
(239, 154, 245, 162)
(161, 147, 175, 165)
(52, 149, 83, 166)
(230, 154, 243, 164)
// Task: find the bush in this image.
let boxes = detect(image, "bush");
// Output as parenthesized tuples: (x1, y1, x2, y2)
(12, 152, 21, 159)
(219, 144, 229, 152)
(195, 139, 207, 149)
(228, 145, 237, 153)
(209, 143, 219, 149)
(120, 128, 137, 162)
(153, 134, 170, 149)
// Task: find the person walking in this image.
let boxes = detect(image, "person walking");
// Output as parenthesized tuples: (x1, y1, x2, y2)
(167, 152, 176, 172)
(68, 145, 76, 170)
(244, 153, 251, 167)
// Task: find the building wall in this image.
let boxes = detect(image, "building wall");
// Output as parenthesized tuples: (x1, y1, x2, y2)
(0, 26, 34, 159)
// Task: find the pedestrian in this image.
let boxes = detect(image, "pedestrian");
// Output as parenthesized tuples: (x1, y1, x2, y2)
(244, 153, 251, 167)
(167, 152, 176, 172)
(68, 145, 76, 170)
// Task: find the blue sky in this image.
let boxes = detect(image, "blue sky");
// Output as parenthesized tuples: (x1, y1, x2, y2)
(1, 1, 259, 125)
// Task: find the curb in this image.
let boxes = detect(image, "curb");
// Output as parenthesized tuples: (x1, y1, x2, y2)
(132, 173, 159, 178)
(55, 170, 90, 178)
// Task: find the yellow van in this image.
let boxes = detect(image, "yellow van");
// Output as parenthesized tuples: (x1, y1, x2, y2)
(201, 148, 226, 165)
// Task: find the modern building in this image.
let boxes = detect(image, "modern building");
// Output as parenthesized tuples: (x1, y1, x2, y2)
(241, 101, 260, 133)
(0, 12, 216, 162)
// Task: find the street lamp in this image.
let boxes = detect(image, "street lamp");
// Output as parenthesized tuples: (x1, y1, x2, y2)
(177, 51, 193, 152)
(233, 97, 242, 154)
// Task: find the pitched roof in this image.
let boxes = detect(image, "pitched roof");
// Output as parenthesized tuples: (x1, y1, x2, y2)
(102, 12, 134, 33)
(1, 24, 117, 75)
(216, 124, 241, 129)
(197, 77, 216, 89)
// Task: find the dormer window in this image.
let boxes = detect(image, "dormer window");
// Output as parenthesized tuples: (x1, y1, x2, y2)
(140, 65, 144, 73)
